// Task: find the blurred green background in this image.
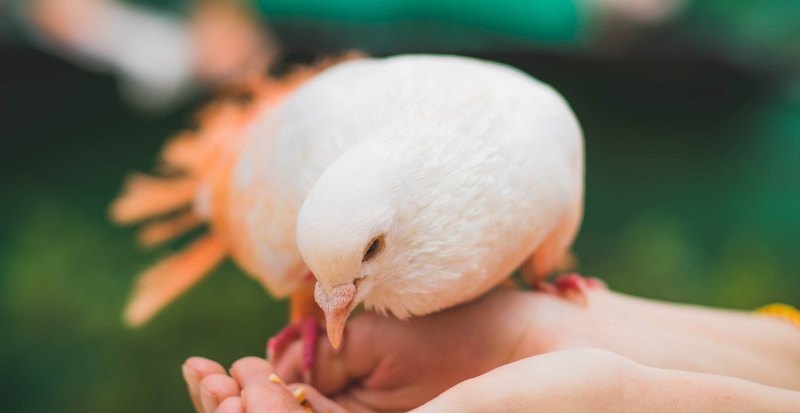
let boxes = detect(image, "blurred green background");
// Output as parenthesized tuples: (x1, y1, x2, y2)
(1, 0, 799, 411)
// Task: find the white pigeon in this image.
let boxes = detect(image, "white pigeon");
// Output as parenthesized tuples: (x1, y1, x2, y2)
(292, 55, 584, 347)
(111, 54, 583, 370)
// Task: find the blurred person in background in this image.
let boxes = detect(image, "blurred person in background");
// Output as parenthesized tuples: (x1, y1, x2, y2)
(13, 0, 800, 110)
(14, 0, 684, 110)
(19, 0, 273, 110)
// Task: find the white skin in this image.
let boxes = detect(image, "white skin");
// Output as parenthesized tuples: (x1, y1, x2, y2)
(184, 287, 800, 412)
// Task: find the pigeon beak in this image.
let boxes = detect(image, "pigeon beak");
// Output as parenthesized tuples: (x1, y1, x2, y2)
(314, 281, 356, 349)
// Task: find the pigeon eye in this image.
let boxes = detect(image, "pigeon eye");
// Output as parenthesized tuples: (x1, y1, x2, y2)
(362, 235, 385, 262)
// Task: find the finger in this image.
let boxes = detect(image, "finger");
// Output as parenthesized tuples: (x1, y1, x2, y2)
(184, 357, 227, 413)
(287, 384, 351, 413)
(200, 374, 240, 413)
(241, 383, 305, 413)
(329, 313, 386, 376)
(273, 341, 304, 383)
(272, 340, 303, 383)
(332, 394, 380, 413)
(274, 336, 350, 395)
(410, 349, 626, 413)
(229, 357, 276, 388)
(215, 396, 245, 413)
(274, 314, 385, 394)
(408, 377, 489, 413)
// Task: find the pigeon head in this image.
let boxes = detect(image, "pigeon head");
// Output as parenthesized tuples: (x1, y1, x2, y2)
(297, 136, 506, 348)
(297, 141, 407, 348)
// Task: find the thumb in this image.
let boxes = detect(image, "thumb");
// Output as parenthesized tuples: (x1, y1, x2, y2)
(408, 375, 501, 413)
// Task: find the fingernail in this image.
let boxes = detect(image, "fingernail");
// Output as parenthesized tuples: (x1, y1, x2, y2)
(182, 364, 198, 381)
(181, 364, 205, 413)
(185, 357, 209, 371)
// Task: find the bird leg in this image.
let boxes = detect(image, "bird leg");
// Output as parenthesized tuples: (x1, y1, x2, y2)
(299, 315, 320, 383)
(535, 273, 606, 306)
(267, 276, 323, 383)
(267, 323, 299, 361)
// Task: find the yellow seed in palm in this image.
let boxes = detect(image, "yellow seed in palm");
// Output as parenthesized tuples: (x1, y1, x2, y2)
(268, 373, 284, 385)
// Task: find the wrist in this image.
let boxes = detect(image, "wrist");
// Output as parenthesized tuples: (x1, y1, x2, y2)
(632, 364, 800, 413)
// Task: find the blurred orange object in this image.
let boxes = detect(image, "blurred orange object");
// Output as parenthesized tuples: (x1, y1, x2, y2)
(756, 303, 800, 327)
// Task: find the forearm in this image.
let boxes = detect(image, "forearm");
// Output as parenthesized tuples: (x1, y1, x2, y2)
(568, 291, 800, 390)
(412, 349, 800, 413)
(629, 363, 800, 413)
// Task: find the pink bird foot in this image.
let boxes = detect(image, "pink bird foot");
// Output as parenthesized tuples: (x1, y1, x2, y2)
(537, 273, 606, 306)
(267, 315, 320, 383)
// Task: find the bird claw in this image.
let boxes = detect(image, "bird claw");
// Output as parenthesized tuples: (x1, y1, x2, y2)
(267, 324, 300, 363)
(267, 316, 321, 384)
(300, 316, 319, 383)
(537, 273, 605, 307)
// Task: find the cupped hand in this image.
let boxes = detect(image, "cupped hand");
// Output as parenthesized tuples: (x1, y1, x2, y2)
(183, 283, 800, 412)
(186, 347, 800, 413)
(184, 286, 589, 413)
(183, 348, 636, 413)
(183, 356, 348, 413)
(270, 286, 587, 412)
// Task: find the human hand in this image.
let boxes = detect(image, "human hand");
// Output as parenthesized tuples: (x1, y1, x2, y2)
(187, 348, 800, 413)
(183, 349, 628, 413)
(416, 348, 800, 413)
(183, 356, 347, 413)
(260, 284, 800, 410)
(184, 286, 587, 412)
(184, 284, 800, 412)
(411, 348, 633, 413)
